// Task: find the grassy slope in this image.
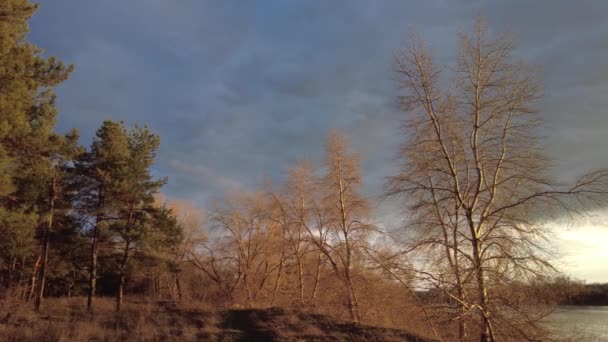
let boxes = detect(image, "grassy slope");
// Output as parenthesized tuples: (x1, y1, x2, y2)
(0, 297, 435, 341)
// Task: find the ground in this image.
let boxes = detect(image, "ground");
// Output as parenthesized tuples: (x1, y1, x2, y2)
(0, 297, 434, 341)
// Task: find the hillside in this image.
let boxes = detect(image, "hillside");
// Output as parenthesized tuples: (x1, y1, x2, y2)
(0, 298, 434, 341)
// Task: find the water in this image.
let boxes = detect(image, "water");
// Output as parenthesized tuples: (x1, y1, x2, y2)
(548, 306, 608, 341)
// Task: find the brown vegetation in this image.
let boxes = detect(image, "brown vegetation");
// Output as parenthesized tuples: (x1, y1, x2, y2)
(0, 297, 434, 341)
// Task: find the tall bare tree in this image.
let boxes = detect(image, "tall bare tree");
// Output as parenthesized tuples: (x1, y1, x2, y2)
(165, 198, 206, 301)
(300, 131, 375, 322)
(282, 161, 322, 306)
(212, 191, 282, 307)
(388, 18, 608, 341)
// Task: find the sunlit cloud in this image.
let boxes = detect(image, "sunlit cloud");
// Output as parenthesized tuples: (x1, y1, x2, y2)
(551, 210, 608, 282)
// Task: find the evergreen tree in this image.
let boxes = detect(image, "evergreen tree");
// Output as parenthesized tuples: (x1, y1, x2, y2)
(0, 0, 73, 197)
(111, 125, 166, 311)
(75, 121, 130, 311)
(75, 121, 169, 311)
(0, 0, 74, 300)
(32, 132, 82, 312)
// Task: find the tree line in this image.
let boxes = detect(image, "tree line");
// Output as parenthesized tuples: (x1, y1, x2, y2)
(0, 0, 178, 314)
(1, 2, 607, 341)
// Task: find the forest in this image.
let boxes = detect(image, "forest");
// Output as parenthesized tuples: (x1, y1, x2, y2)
(1, 1, 607, 341)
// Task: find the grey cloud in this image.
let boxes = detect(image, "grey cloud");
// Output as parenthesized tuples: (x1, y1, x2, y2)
(31, 0, 608, 215)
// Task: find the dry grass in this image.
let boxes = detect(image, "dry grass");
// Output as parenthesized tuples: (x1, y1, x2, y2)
(0, 297, 173, 341)
(0, 297, 434, 341)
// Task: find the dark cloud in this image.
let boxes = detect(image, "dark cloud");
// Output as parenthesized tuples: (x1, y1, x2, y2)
(31, 0, 608, 210)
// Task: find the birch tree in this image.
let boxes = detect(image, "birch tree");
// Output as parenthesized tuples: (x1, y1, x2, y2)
(389, 18, 608, 341)
(280, 161, 321, 306)
(303, 130, 375, 322)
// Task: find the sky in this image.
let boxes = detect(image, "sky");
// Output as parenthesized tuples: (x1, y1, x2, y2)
(31, 0, 608, 282)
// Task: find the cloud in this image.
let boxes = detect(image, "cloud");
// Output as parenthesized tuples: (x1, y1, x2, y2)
(31, 1, 608, 223)
(166, 159, 246, 204)
(552, 209, 608, 282)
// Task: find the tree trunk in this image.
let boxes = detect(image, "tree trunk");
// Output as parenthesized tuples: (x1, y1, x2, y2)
(28, 248, 42, 302)
(174, 272, 183, 302)
(310, 253, 322, 305)
(6, 257, 16, 298)
(243, 273, 253, 307)
(471, 230, 495, 342)
(67, 271, 75, 299)
(35, 172, 56, 314)
(338, 169, 360, 323)
(87, 224, 100, 312)
(457, 286, 467, 341)
(33, 229, 50, 313)
(116, 239, 130, 312)
(155, 271, 160, 299)
(344, 268, 360, 322)
(271, 252, 284, 306)
(87, 191, 104, 312)
(295, 254, 304, 305)
(116, 201, 136, 311)
(16, 256, 27, 301)
(453, 211, 467, 341)
(225, 288, 234, 307)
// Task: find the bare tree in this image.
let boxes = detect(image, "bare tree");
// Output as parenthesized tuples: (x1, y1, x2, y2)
(163, 198, 206, 301)
(186, 238, 242, 306)
(389, 18, 608, 342)
(288, 161, 326, 306)
(298, 131, 376, 322)
(212, 191, 282, 307)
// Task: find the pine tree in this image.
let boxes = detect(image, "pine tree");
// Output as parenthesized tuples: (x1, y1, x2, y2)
(112, 125, 166, 311)
(0, 0, 73, 197)
(75, 121, 130, 311)
(0, 0, 74, 299)
(75, 121, 169, 311)
(32, 132, 82, 312)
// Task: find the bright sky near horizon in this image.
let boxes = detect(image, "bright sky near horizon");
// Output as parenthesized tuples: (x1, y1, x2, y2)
(30, 1, 608, 282)
(553, 210, 608, 283)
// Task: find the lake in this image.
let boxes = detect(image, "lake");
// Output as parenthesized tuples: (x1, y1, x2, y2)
(548, 306, 608, 341)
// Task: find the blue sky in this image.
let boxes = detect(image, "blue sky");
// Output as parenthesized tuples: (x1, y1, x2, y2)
(32, 1, 608, 281)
